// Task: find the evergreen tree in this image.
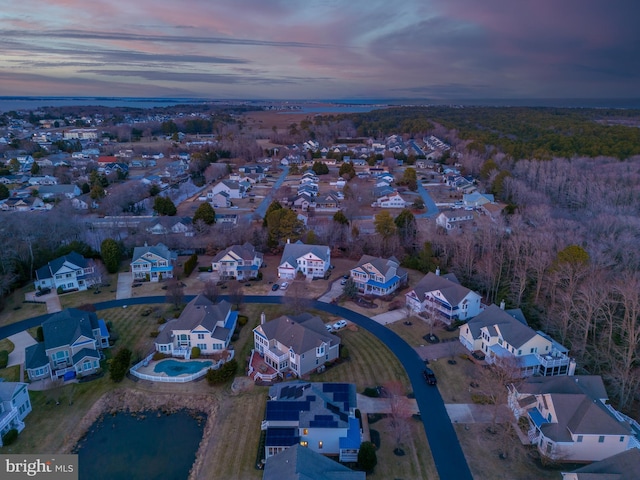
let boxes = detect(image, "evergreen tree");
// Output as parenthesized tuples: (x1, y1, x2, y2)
(193, 202, 216, 225)
(100, 238, 121, 274)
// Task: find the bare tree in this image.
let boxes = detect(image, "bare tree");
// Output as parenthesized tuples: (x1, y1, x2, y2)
(202, 279, 219, 303)
(383, 380, 413, 454)
(165, 278, 184, 309)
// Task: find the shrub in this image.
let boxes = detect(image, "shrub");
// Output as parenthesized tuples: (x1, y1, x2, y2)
(206, 359, 238, 385)
(109, 348, 132, 382)
(0, 350, 8, 369)
(183, 254, 198, 277)
(191, 346, 201, 359)
(362, 387, 380, 398)
(149, 331, 159, 338)
(157, 317, 166, 324)
(152, 351, 167, 361)
(471, 393, 494, 405)
(36, 326, 44, 342)
(2, 428, 18, 446)
(256, 271, 263, 281)
(357, 441, 377, 473)
(238, 315, 248, 327)
(339, 345, 349, 360)
(57, 286, 64, 294)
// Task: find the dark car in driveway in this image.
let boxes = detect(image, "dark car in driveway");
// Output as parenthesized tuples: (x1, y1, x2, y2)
(271, 283, 280, 291)
(423, 368, 437, 385)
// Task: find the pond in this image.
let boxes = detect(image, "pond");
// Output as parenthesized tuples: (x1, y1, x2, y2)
(75, 410, 205, 479)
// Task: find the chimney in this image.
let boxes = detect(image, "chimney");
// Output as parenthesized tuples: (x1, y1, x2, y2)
(260, 312, 266, 325)
(287, 238, 290, 244)
(435, 267, 440, 276)
(500, 299, 505, 310)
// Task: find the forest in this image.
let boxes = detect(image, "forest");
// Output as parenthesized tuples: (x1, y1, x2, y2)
(1, 104, 640, 415)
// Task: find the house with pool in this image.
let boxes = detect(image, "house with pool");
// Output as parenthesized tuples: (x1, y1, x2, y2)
(25, 308, 110, 381)
(154, 294, 237, 358)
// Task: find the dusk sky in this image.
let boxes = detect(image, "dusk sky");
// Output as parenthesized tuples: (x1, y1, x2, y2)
(1, 0, 638, 100)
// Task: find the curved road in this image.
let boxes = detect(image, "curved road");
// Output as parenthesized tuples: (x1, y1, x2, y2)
(0, 295, 472, 480)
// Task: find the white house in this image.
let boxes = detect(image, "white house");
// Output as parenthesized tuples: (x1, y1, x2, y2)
(38, 184, 82, 199)
(154, 295, 237, 358)
(350, 255, 408, 297)
(561, 449, 640, 480)
(209, 191, 231, 208)
(405, 270, 483, 324)
(459, 303, 576, 377)
(371, 191, 407, 208)
(208, 180, 245, 200)
(34, 252, 96, 293)
(28, 175, 58, 186)
(278, 241, 331, 280)
(211, 243, 263, 280)
(508, 376, 640, 463)
(262, 382, 362, 462)
(436, 210, 474, 231)
(130, 242, 177, 282)
(0, 382, 32, 447)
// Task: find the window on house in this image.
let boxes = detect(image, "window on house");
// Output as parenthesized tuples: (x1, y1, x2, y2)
(197, 334, 205, 340)
(620, 436, 625, 442)
(577, 435, 583, 442)
(598, 436, 605, 443)
(303, 428, 308, 435)
(318, 441, 323, 449)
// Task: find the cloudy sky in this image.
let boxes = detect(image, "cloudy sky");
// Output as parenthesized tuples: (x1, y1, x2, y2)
(1, 0, 638, 100)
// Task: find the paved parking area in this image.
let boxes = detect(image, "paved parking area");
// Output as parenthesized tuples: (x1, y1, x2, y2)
(116, 272, 132, 300)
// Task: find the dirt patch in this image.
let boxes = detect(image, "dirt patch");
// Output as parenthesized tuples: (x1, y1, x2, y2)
(231, 376, 255, 394)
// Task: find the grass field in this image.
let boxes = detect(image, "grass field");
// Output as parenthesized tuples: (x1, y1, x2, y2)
(0, 285, 47, 328)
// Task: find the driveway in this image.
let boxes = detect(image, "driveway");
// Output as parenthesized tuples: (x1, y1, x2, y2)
(7, 331, 37, 367)
(370, 309, 408, 325)
(356, 394, 420, 415)
(116, 272, 132, 300)
(317, 279, 344, 303)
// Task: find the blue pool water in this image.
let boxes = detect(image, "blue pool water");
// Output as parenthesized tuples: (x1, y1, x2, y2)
(153, 359, 212, 376)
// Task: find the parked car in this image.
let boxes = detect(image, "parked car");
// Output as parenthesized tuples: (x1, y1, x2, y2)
(271, 283, 280, 291)
(342, 274, 350, 279)
(332, 319, 348, 331)
(423, 368, 437, 385)
(325, 324, 334, 333)
(280, 282, 289, 290)
(35, 287, 51, 297)
(340, 279, 347, 285)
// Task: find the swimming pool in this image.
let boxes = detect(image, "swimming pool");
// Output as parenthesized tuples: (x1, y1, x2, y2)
(153, 359, 213, 377)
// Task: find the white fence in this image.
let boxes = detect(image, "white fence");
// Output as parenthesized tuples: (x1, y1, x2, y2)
(129, 350, 235, 383)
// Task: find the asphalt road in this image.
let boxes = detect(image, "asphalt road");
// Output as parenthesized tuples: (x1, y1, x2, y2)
(0, 294, 472, 480)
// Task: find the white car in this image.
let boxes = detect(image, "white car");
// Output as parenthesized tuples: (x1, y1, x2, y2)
(332, 319, 348, 331)
(325, 324, 334, 333)
(280, 282, 289, 290)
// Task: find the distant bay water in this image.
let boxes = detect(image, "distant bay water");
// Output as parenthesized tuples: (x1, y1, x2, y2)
(1, 96, 639, 112)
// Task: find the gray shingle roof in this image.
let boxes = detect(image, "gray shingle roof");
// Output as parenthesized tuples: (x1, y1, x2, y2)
(567, 448, 640, 479)
(411, 272, 472, 305)
(0, 382, 27, 402)
(42, 308, 99, 350)
(353, 255, 406, 281)
(260, 314, 339, 354)
(211, 242, 262, 263)
(131, 242, 177, 263)
(25, 343, 47, 370)
(280, 242, 330, 269)
(467, 304, 536, 348)
(36, 251, 88, 282)
(263, 444, 365, 480)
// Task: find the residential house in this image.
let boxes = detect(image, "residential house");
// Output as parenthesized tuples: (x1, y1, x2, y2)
(290, 193, 314, 211)
(28, 175, 58, 186)
(209, 191, 231, 208)
(146, 217, 193, 237)
(211, 243, 263, 280)
(561, 448, 640, 480)
(350, 255, 408, 297)
(171, 217, 193, 236)
(130, 242, 177, 282)
(208, 180, 246, 200)
(71, 197, 89, 210)
(38, 184, 82, 200)
(314, 192, 341, 210)
(459, 303, 576, 377)
(481, 202, 507, 221)
(25, 308, 110, 381)
(436, 210, 474, 231)
(405, 270, 483, 324)
(371, 191, 407, 208)
(508, 376, 639, 462)
(463, 192, 494, 207)
(261, 382, 362, 463)
(297, 184, 318, 197)
(1, 197, 48, 211)
(0, 382, 32, 447)
(215, 213, 238, 226)
(263, 445, 365, 480)
(278, 241, 331, 280)
(34, 251, 96, 293)
(253, 313, 340, 377)
(238, 164, 265, 176)
(154, 295, 237, 358)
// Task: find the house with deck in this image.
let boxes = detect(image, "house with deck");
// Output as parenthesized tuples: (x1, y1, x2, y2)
(25, 308, 109, 381)
(211, 243, 263, 280)
(253, 313, 340, 377)
(154, 295, 237, 358)
(460, 303, 575, 377)
(278, 241, 331, 280)
(405, 270, 482, 324)
(262, 382, 362, 462)
(130, 242, 177, 282)
(34, 251, 96, 293)
(350, 255, 408, 297)
(0, 382, 32, 447)
(508, 376, 640, 463)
